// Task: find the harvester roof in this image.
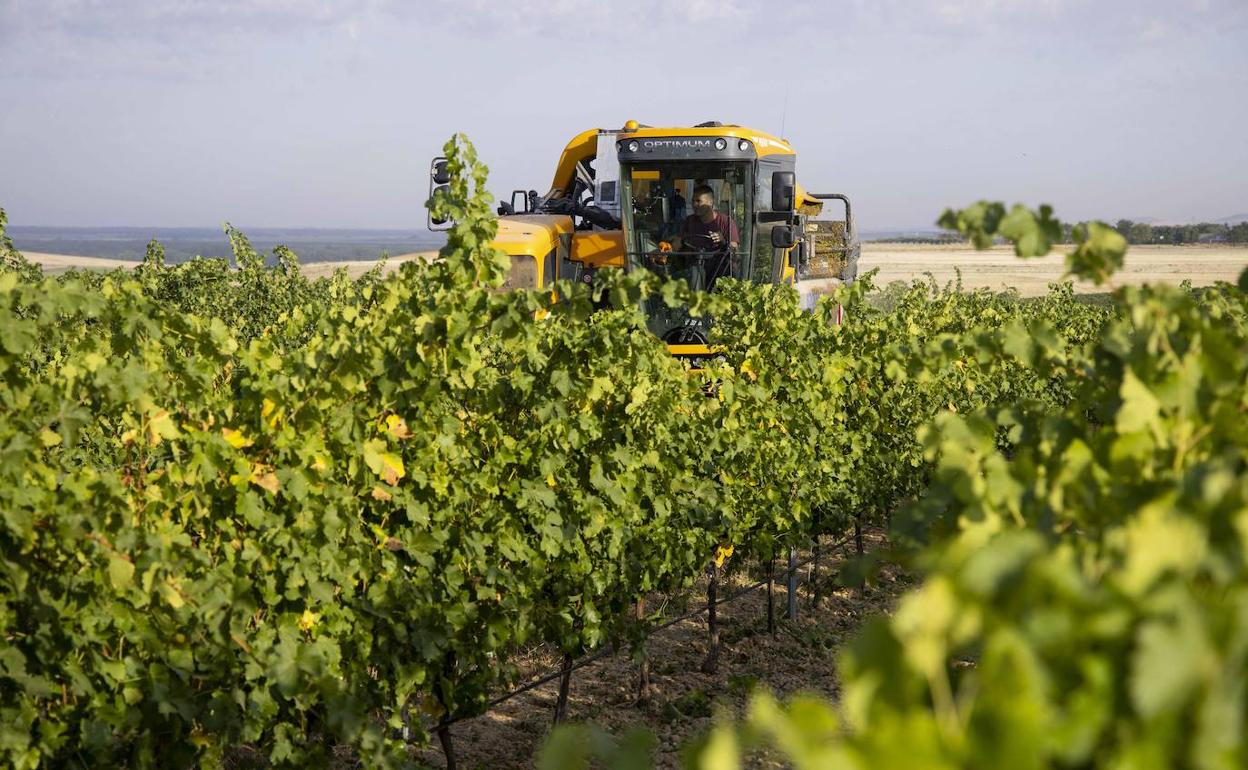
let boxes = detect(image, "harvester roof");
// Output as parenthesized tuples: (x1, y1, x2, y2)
(618, 120, 795, 158)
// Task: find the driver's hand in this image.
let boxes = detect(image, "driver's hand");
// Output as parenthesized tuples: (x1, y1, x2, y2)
(709, 232, 724, 246)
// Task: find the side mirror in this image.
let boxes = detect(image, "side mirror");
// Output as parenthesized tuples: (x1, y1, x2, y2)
(771, 171, 796, 212)
(771, 225, 797, 249)
(510, 189, 530, 214)
(428, 157, 452, 230)
(429, 183, 451, 226)
(432, 159, 451, 185)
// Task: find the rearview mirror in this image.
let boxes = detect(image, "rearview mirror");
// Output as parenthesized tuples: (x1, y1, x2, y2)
(771, 225, 796, 249)
(432, 159, 451, 185)
(429, 183, 451, 226)
(428, 157, 452, 230)
(771, 171, 795, 212)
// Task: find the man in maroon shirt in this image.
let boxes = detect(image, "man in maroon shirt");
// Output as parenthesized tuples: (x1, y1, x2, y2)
(668, 184, 739, 289)
(670, 184, 739, 253)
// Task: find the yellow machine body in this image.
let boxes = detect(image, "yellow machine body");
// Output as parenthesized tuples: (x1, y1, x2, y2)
(476, 121, 849, 359)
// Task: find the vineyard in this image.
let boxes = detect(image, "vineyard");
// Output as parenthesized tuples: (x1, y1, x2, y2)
(2, 136, 1247, 769)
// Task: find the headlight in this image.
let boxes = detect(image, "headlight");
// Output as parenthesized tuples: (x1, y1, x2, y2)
(714, 138, 728, 151)
(738, 139, 751, 151)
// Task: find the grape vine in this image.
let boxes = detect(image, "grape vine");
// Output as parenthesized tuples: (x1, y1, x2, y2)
(0, 137, 1163, 769)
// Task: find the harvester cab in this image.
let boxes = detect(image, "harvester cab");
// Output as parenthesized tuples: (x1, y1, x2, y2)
(427, 120, 859, 356)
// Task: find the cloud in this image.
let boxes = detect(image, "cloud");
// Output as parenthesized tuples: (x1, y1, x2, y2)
(425, 0, 754, 35)
(0, 0, 764, 76)
(3, 0, 1244, 79)
(1, 0, 381, 39)
(0, 0, 391, 77)
(1136, 18, 1169, 42)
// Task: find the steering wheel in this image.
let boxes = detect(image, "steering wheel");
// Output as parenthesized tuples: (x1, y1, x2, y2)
(680, 232, 733, 255)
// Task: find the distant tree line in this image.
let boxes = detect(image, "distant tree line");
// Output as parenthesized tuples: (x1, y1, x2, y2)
(1112, 219, 1248, 245)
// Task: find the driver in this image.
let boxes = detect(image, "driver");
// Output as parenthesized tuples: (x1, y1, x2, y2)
(670, 184, 739, 254)
(667, 184, 739, 289)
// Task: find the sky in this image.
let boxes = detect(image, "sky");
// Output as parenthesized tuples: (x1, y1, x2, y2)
(0, 0, 1245, 231)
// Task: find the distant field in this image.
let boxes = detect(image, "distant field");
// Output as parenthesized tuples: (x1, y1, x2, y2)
(20, 243, 1247, 294)
(860, 243, 1248, 296)
(20, 250, 439, 279)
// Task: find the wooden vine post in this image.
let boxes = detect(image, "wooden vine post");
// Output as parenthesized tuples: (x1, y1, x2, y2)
(786, 546, 798, 621)
(437, 725, 456, 770)
(553, 653, 574, 725)
(435, 652, 458, 770)
(854, 511, 865, 599)
(701, 561, 720, 674)
(811, 530, 822, 607)
(635, 598, 652, 703)
(766, 556, 776, 636)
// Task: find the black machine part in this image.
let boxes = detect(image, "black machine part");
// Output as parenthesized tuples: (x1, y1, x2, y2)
(540, 196, 621, 231)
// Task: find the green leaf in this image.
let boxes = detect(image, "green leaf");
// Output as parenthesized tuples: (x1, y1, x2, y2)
(108, 556, 135, 592)
(997, 204, 1061, 257)
(1115, 369, 1161, 435)
(1067, 221, 1127, 285)
(697, 725, 740, 770)
(1130, 604, 1212, 719)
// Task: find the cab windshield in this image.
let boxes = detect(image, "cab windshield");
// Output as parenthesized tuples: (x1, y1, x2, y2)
(620, 161, 755, 293)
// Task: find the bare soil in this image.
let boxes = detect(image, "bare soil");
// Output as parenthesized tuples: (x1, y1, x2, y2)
(23, 244, 1246, 296)
(19, 251, 438, 279)
(19, 251, 142, 272)
(860, 243, 1247, 297)
(410, 531, 909, 769)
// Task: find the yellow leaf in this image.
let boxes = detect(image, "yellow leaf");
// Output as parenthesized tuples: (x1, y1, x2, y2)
(262, 398, 279, 428)
(713, 543, 735, 568)
(298, 609, 320, 632)
(364, 439, 406, 486)
(385, 414, 413, 439)
(222, 427, 253, 449)
(252, 469, 279, 495)
(379, 454, 404, 485)
(39, 428, 62, 447)
(546, 473, 557, 488)
(147, 409, 180, 447)
(371, 485, 393, 501)
(161, 580, 185, 609)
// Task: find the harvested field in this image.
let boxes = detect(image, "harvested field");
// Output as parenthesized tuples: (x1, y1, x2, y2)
(21, 243, 1245, 296)
(19, 251, 141, 272)
(861, 243, 1247, 296)
(19, 250, 438, 279)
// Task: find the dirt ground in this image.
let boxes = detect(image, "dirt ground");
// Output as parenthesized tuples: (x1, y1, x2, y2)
(409, 531, 908, 770)
(21, 244, 1245, 294)
(19, 251, 143, 272)
(860, 243, 1247, 296)
(18, 250, 438, 279)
